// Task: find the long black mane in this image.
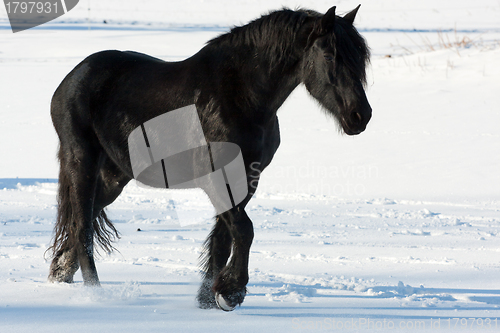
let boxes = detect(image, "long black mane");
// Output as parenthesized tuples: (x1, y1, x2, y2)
(207, 9, 314, 70)
(207, 8, 369, 79)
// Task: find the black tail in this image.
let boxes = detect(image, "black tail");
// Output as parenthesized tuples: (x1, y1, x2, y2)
(92, 209, 120, 255)
(46, 157, 74, 258)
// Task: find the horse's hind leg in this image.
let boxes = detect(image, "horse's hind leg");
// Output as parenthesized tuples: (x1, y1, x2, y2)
(49, 153, 128, 284)
(74, 150, 106, 286)
(48, 152, 79, 283)
(90, 157, 130, 252)
(48, 140, 103, 286)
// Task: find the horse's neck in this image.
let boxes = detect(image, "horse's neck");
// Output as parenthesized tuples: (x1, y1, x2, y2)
(185, 22, 315, 120)
(219, 21, 315, 114)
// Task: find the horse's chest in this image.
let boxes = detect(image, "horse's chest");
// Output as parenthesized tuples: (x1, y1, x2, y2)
(237, 118, 280, 170)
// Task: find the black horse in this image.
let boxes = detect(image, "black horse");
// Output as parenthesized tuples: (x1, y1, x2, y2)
(47, 6, 371, 311)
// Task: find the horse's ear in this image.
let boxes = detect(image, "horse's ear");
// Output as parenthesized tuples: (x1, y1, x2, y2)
(343, 4, 361, 25)
(320, 6, 336, 34)
(305, 6, 336, 48)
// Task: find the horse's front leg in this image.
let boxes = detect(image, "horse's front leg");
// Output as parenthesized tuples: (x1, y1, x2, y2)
(197, 215, 232, 309)
(211, 207, 254, 311)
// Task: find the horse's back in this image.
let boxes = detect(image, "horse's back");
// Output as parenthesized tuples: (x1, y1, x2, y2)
(52, 50, 161, 121)
(53, 50, 165, 100)
(51, 50, 179, 135)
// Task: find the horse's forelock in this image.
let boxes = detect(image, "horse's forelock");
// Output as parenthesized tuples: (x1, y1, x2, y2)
(332, 19, 370, 85)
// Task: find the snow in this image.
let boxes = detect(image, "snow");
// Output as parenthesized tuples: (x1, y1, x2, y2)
(1, 1, 500, 332)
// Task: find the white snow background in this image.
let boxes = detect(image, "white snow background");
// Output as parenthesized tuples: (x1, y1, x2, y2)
(1, 0, 500, 332)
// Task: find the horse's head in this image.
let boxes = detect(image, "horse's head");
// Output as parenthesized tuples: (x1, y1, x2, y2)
(302, 5, 371, 135)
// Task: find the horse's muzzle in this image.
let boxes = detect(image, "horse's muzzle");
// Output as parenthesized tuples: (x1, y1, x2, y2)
(342, 107, 372, 135)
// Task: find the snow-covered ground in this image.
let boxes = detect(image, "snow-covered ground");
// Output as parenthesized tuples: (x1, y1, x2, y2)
(1, 1, 500, 332)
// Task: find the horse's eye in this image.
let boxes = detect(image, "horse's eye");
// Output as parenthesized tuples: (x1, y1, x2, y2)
(324, 54, 334, 62)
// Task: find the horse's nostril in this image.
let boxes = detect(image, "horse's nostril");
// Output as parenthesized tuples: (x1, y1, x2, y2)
(351, 112, 362, 124)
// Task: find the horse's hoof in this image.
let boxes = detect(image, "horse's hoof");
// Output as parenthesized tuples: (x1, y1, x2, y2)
(215, 293, 236, 311)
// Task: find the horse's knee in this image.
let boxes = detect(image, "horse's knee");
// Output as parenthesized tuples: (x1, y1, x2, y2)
(227, 209, 254, 246)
